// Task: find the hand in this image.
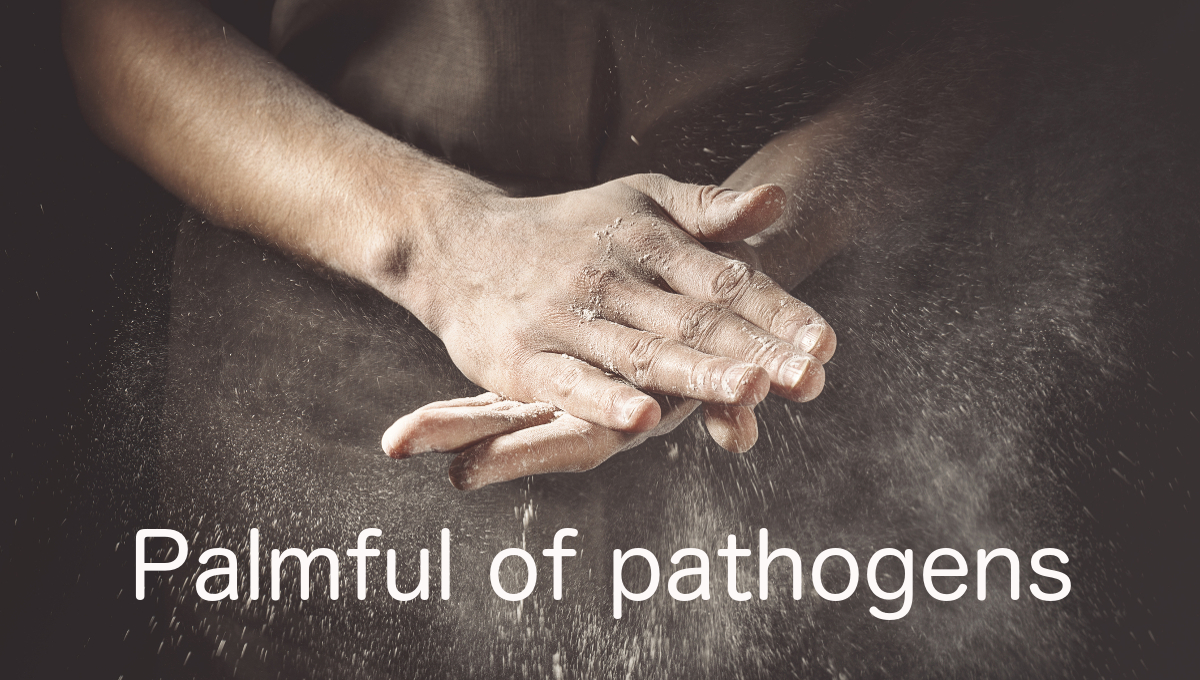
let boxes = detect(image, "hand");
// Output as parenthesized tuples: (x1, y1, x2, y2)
(381, 174, 836, 440)
(59, 2, 832, 475)
(381, 393, 762, 490)
(381, 208, 830, 490)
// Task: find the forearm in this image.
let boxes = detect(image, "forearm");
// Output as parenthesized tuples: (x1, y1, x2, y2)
(62, 0, 493, 312)
(63, 0, 841, 461)
(727, 17, 1017, 290)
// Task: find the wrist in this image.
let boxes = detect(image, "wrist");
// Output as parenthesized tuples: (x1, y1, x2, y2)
(356, 154, 506, 329)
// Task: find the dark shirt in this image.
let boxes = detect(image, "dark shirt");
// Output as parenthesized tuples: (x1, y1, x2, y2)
(218, 0, 882, 188)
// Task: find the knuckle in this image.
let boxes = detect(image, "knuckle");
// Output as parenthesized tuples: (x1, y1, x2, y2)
(696, 184, 724, 211)
(626, 334, 670, 383)
(552, 365, 586, 399)
(766, 300, 804, 338)
(638, 173, 671, 192)
(676, 302, 725, 347)
(601, 387, 626, 418)
(627, 227, 684, 260)
(620, 173, 670, 201)
(685, 357, 721, 395)
(573, 265, 618, 297)
(747, 336, 790, 368)
(709, 259, 755, 305)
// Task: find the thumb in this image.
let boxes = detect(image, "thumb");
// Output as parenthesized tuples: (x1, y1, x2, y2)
(621, 174, 787, 243)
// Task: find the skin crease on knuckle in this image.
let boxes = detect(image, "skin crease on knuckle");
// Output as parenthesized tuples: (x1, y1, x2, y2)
(624, 227, 687, 278)
(708, 258, 755, 307)
(675, 302, 726, 348)
(625, 334, 670, 385)
(744, 335, 792, 377)
(684, 357, 724, 402)
(693, 184, 733, 235)
(593, 383, 629, 424)
(548, 362, 587, 404)
(759, 294, 815, 344)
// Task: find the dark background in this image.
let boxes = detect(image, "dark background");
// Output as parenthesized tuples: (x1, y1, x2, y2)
(4, 4, 179, 678)
(3, 2, 1196, 677)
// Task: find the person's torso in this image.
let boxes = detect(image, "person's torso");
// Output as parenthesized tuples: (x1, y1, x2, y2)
(268, 0, 851, 189)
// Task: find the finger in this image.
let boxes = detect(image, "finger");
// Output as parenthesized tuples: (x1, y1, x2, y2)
(620, 174, 787, 243)
(448, 393, 701, 490)
(519, 353, 662, 433)
(707, 241, 762, 271)
(656, 249, 837, 363)
(448, 413, 631, 490)
(448, 394, 700, 490)
(602, 286, 825, 402)
(703, 404, 758, 453)
(399, 392, 505, 412)
(561, 320, 770, 406)
(381, 396, 561, 459)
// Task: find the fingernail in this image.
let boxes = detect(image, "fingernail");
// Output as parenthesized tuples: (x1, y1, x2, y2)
(796, 324, 825, 353)
(779, 357, 812, 390)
